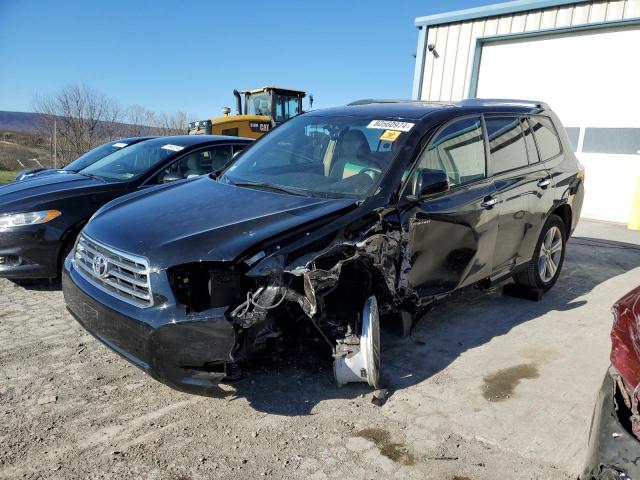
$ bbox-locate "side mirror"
[160,173,183,184]
[414,168,449,197]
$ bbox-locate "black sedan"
[14,137,156,181]
[0,135,252,279]
[63,99,584,391]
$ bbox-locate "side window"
[522,117,540,163]
[485,116,529,174]
[416,116,486,187]
[155,146,233,183]
[530,116,562,160]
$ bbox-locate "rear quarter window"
[530,116,562,160]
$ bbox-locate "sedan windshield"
[79,138,183,181]
[65,140,137,172]
[222,115,412,199]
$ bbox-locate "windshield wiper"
[231,180,306,197]
[79,172,105,181]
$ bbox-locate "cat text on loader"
[188,86,310,139]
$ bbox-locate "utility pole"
[53,120,57,168]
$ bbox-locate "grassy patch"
[0,170,18,184]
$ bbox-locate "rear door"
[485,115,553,277]
[400,115,499,298]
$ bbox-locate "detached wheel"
[333,295,381,389]
[513,214,566,291]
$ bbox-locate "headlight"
[0,210,62,228]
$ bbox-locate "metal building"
[412,0,640,226]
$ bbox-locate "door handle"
[537,178,551,188]
[481,197,498,209]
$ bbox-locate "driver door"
[400,115,499,298]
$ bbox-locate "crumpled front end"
[164,209,406,385]
[582,287,640,479]
[63,255,238,392]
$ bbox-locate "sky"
[0,0,497,119]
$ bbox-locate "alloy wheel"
[538,226,563,283]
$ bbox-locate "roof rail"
[347,99,414,106]
[460,98,548,109]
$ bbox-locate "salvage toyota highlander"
[63,99,584,391]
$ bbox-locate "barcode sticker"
[367,120,415,132]
[161,144,185,152]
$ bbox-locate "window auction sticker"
[161,144,185,152]
[367,120,415,132]
[379,130,402,142]
[112,142,128,148]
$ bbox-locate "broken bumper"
[62,258,237,391]
[581,367,640,480]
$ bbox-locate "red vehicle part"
[610,285,640,439]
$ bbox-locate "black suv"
[63,99,584,391]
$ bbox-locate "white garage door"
[476,25,640,224]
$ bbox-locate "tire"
[57,233,77,278]
[513,214,566,291]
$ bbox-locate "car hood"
[17,168,70,181]
[0,173,116,213]
[84,177,357,268]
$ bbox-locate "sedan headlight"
[0,210,62,228]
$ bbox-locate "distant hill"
[0,111,160,135]
[0,111,43,133]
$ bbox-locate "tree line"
[34,84,193,166]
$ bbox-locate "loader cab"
[188,86,308,139]
[244,87,305,124]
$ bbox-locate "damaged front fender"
[240,214,404,325]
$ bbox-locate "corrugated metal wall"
[418,0,640,101]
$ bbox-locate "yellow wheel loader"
[188,86,310,139]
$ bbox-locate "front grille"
[73,234,153,308]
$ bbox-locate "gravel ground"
[1,220,639,480]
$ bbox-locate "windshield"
[222,114,412,199]
[248,92,271,116]
[79,138,183,181]
[65,140,138,171]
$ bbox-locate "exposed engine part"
[230,285,286,328]
[333,296,380,388]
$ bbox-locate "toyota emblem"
[91,254,109,278]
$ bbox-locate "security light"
[428,43,439,58]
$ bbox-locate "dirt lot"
[1,220,639,480]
